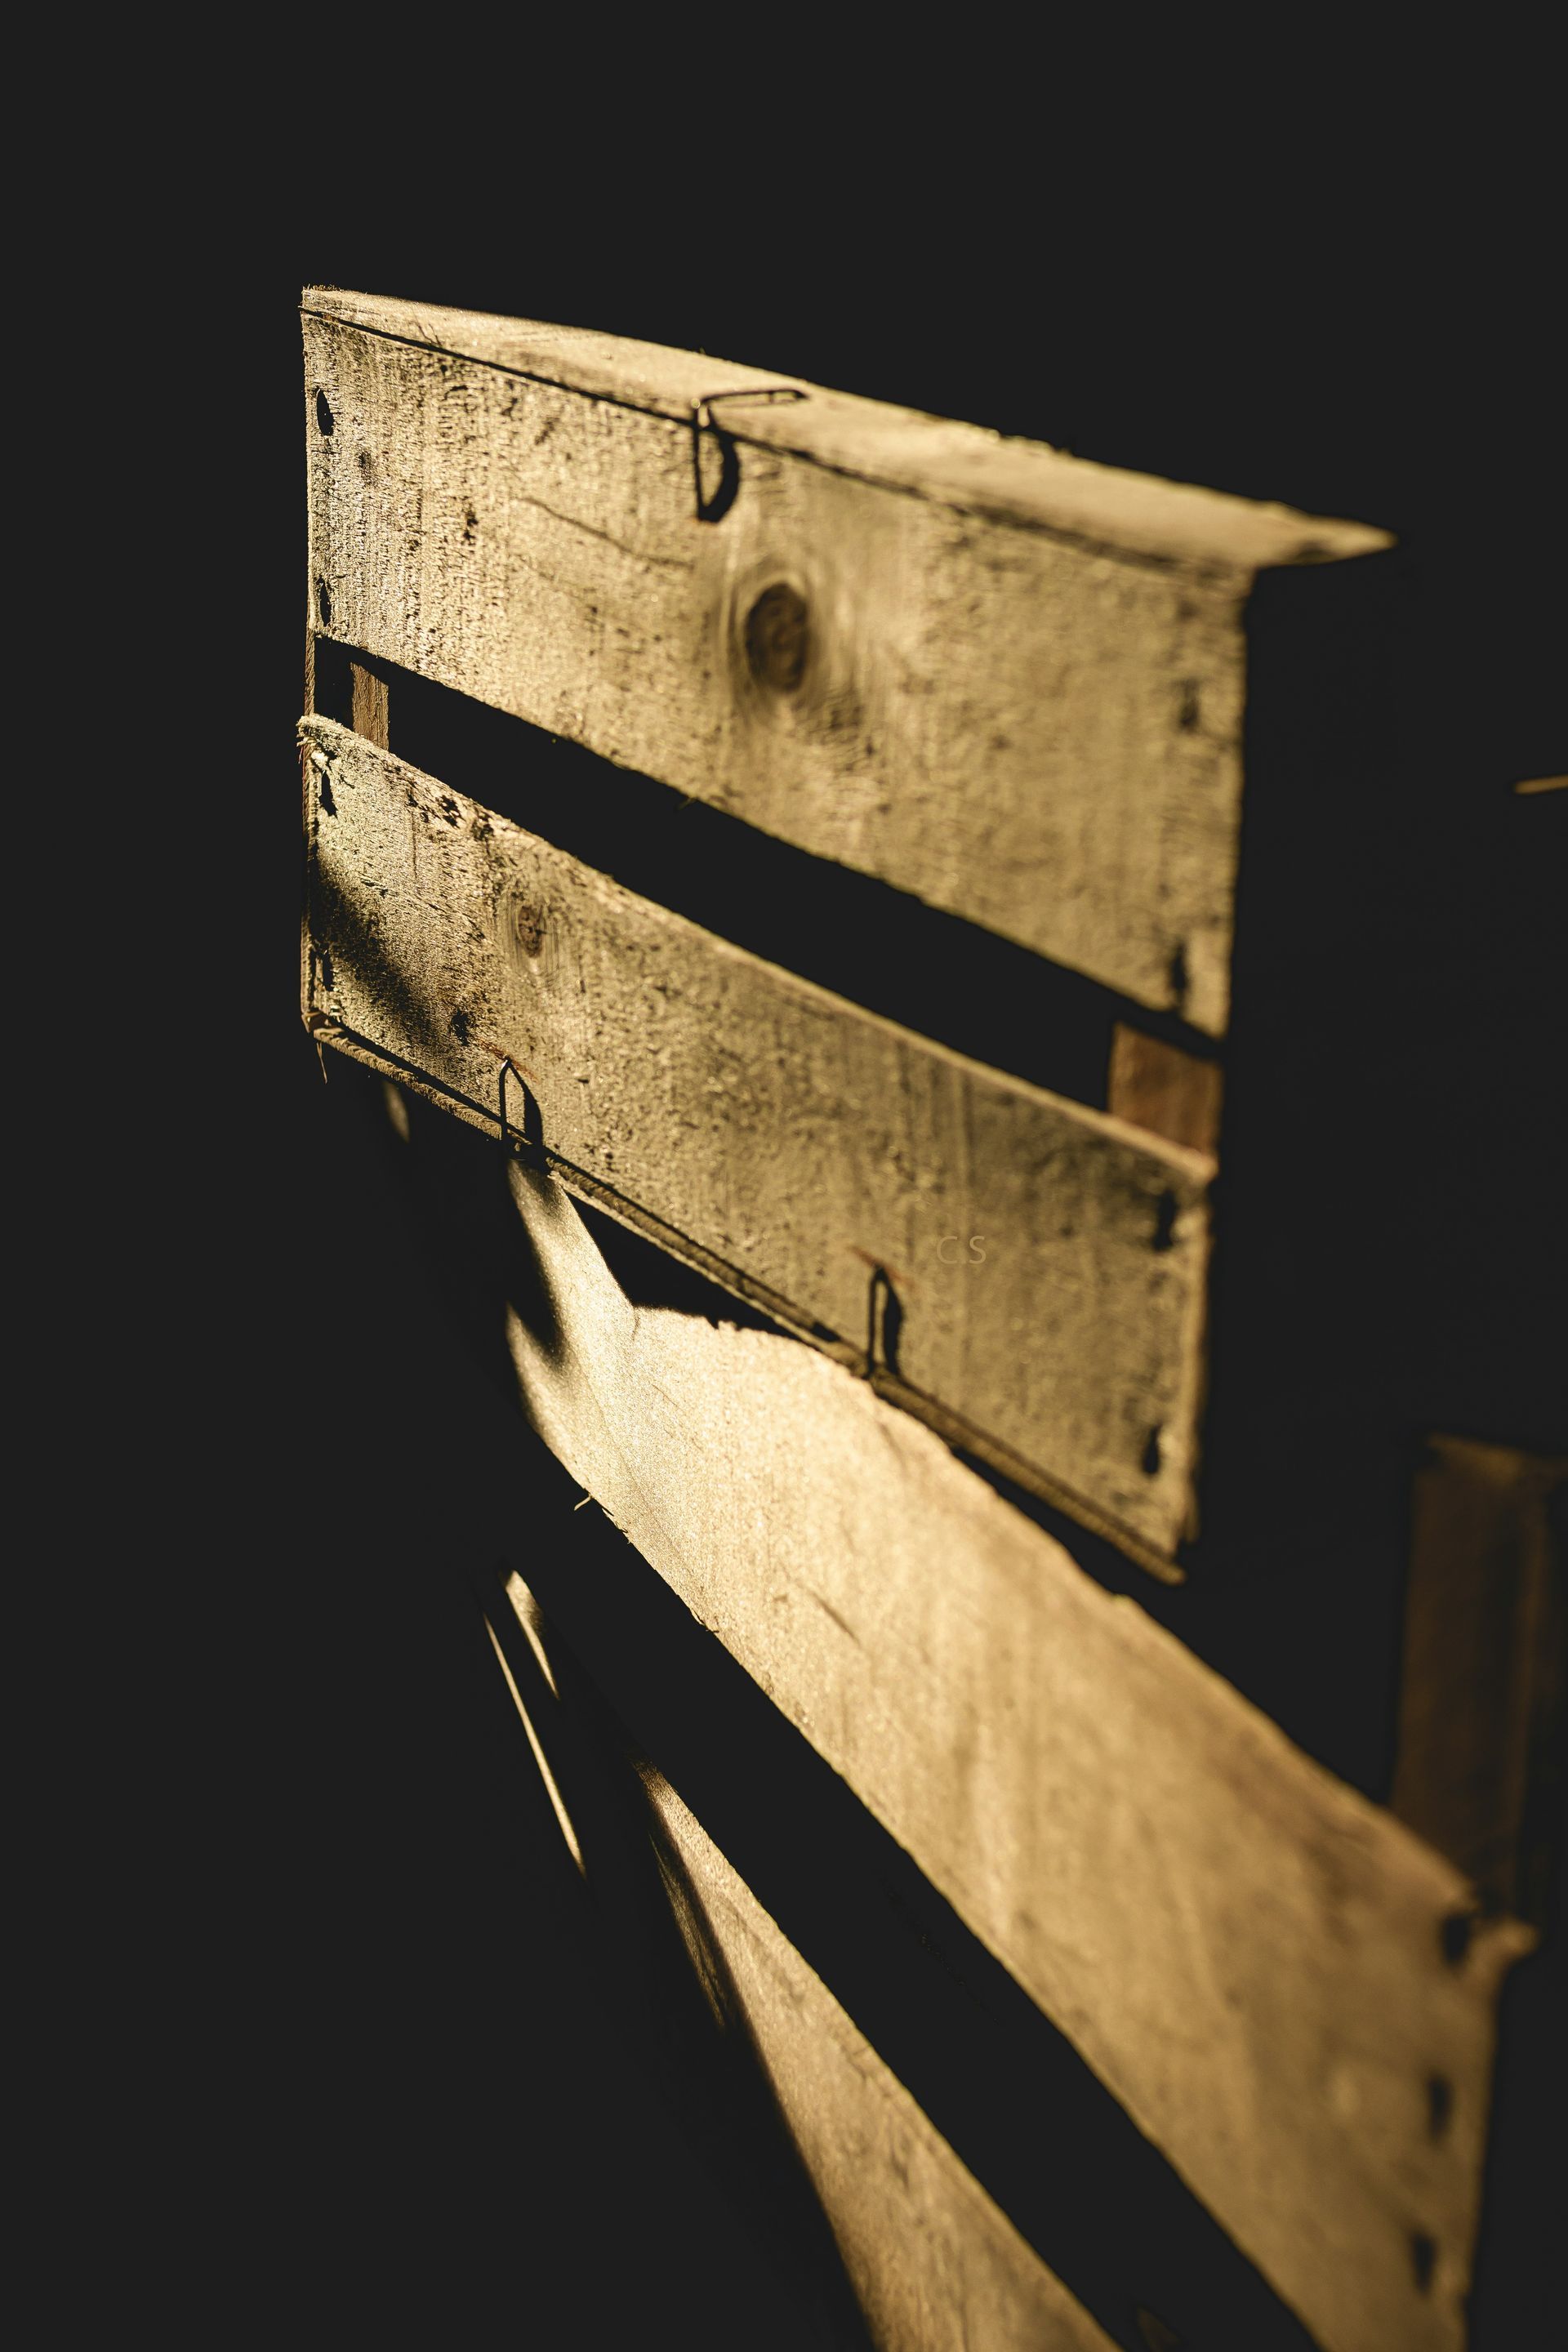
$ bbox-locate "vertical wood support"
[350,657,390,751]
[1107,1026,1223,1155]
[1392,1436,1566,1927]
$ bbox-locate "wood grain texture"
[492,1160,1530,2352]
[630,1765,1120,2352]
[301,716,1214,1557]
[303,292,1390,1036]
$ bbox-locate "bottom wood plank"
[486,1570,1114,2342]
[487,1567,1119,2352]
[648,1773,1122,2352]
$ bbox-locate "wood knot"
[744,582,810,696]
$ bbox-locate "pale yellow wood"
[302,716,1214,1557]
[303,291,1391,1035]
[493,1160,1530,2352]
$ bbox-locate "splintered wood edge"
[301,288,1394,576]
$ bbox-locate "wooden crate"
[298,290,1559,2352]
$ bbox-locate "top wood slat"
[305,290,1387,572]
[304,291,1391,1036]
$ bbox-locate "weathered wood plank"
[301,716,1214,1558]
[636,1766,1120,2352]
[491,1159,1531,2352]
[303,291,1390,1035]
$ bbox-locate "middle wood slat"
[302,716,1214,1557]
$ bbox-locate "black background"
[89,78,1562,2341]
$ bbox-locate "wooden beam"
[301,717,1215,1561]
[487,1159,1530,2352]
[1392,1435,1566,1927]
[302,291,1389,1036]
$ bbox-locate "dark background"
[102,92,1561,2340]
